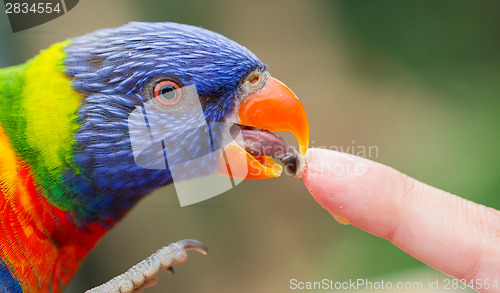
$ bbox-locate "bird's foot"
[85,239,208,293]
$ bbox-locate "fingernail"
[332,214,351,225]
[305,149,367,178]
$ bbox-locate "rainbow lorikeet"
[0,22,309,292]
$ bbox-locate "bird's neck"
[0,43,112,292]
[0,124,107,292]
[0,41,85,209]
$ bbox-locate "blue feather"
[62,22,264,225]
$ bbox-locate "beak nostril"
[248,74,260,84]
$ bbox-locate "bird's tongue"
[238,128,305,176]
[218,127,305,180]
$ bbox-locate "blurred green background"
[1,0,498,292]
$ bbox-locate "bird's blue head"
[62,22,309,225]
[66,22,264,120]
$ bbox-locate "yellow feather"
[21,41,82,179]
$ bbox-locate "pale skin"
[302,148,500,292]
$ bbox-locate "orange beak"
[219,77,309,179]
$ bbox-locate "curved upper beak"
[238,77,309,156]
[219,77,309,180]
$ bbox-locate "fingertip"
[301,148,403,234]
[302,148,370,225]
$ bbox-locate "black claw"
[176,239,209,255]
[166,267,175,274]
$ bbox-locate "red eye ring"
[154,80,182,106]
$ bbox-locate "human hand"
[302,148,500,292]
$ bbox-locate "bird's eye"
[154,80,182,106]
